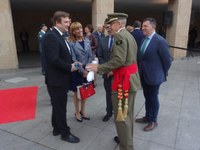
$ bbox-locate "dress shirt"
[54,27,71,54]
[142,31,155,54]
[108,35,114,50]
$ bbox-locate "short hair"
[133,20,141,28]
[97,24,104,32]
[85,24,94,33]
[126,25,134,32]
[143,17,157,28]
[97,24,103,28]
[118,18,127,27]
[40,24,46,29]
[52,11,70,26]
[69,21,83,42]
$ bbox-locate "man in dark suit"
[136,17,172,132]
[43,11,80,143]
[20,28,29,52]
[93,24,105,57]
[130,20,144,49]
[97,19,114,122]
[93,24,105,43]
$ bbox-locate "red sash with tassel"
[112,63,138,121]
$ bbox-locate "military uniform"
[38,24,47,75]
[97,13,141,150]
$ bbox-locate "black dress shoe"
[114,136,120,144]
[80,111,90,120]
[61,133,80,143]
[102,114,112,122]
[75,113,83,122]
[53,129,60,136]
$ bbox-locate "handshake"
[71,60,99,82]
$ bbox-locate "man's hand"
[71,62,82,72]
[107,71,113,77]
[83,70,88,78]
[71,63,77,72]
[85,64,98,72]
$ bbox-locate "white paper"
[87,71,94,82]
[92,59,98,64]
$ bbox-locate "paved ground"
[0,54,200,150]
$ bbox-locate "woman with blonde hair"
[69,21,93,122]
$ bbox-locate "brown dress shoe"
[143,122,158,132]
[135,117,149,123]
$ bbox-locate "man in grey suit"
[97,18,114,122]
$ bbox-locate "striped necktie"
[140,37,149,58]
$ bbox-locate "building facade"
[0,0,199,70]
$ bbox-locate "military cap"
[104,17,110,24]
[106,13,128,24]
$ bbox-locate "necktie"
[139,37,149,59]
[109,36,113,50]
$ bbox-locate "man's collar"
[147,31,156,39]
[54,27,63,36]
[97,31,101,36]
[116,27,125,33]
[41,30,45,34]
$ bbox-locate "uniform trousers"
[47,86,70,134]
[112,92,137,150]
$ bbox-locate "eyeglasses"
[110,21,119,26]
[105,26,110,29]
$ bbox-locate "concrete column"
[166,0,192,59]
[0,0,18,69]
[92,0,114,29]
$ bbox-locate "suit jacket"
[97,36,111,64]
[70,38,93,66]
[97,35,112,79]
[98,28,141,92]
[92,31,105,44]
[138,33,172,85]
[130,29,144,49]
[43,28,72,89]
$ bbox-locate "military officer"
[38,24,48,75]
[86,13,141,150]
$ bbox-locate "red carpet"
[0,86,38,124]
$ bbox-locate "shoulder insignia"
[116,40,122,45]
